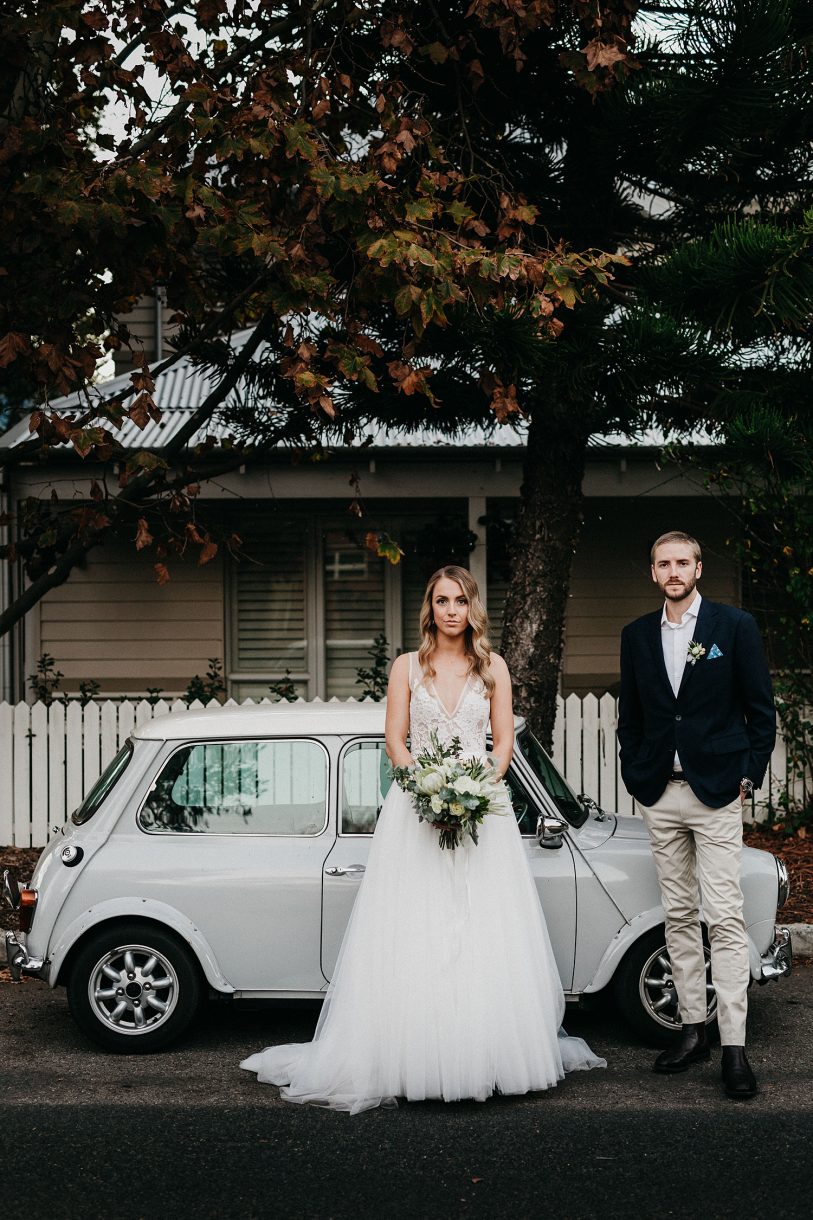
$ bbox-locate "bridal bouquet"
[391,730,506,850]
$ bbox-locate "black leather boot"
[721,1046,757,1099]
[653,1022,710,1074]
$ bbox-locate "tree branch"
[0,312,274,638]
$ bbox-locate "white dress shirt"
[661,591,701,769]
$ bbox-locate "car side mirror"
[536,814,567,849]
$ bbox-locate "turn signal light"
[18,889,38,933]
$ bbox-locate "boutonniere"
[687,641,706,666]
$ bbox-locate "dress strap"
[407,651,422,693]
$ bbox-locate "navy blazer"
[618,599,776,808]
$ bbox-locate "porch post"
[467,496,487,605]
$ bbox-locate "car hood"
[611,814,651,841]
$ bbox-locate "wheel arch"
[50,899,235,993]
[582,905,764,995]
[581,907,668,994]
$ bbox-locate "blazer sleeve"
[617,625,644,765]
[733,611,776,789]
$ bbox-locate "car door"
[321,738,577,991]
[503,764,577,991]
[320,738,382,979]
[119,735,337,993]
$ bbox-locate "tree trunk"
[500,405,590,749]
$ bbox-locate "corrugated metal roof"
[0,329,711,453]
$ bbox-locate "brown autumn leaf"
[0,331,30,367]
[135,518,154,550]
[129,392,155,429]
[387,359,432,396]
[490,380,521,422]
[154,563,171,585]
[582,38,627,72]
[198,537,218,565]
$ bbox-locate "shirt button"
[675,714,682,721]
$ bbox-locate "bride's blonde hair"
[417,565,495,696]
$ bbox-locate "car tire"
[612,926,719,1047]
[66,921,202,1053]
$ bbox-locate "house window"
[324,529,385,698]
[230,514,310,700]
[228,505,471,700]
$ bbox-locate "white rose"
[429,794,444,815]
[452,776,481,797]
[449,801,465,818]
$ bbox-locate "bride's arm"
[488,654,514,778]
[385,652,414,767]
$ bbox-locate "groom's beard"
[663,574,698,601]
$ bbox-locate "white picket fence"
[0,695,806,848]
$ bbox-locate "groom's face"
[651,543,702,601]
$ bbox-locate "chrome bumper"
[759,926,792,983]
[3,929,46,982]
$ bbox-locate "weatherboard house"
[0,336,739,705]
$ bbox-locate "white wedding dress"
[240,654,605,1113]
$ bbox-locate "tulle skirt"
[240,781,605,1113]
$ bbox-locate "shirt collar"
[661,591,702,627]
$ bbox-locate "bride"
[240,565,605,1112]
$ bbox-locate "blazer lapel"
[677,599,717,700]
[646,611,674,700]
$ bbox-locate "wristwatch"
[740,777,755,798]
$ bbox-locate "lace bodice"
[408,652,490,758]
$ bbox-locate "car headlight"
[776,857,790,909]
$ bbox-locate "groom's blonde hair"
[418,565,495,696]
[650,531,702,565]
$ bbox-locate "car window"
[341,741,393,834]
[139,739,328,835]
[72,742,134,826]
[515,728,587,828]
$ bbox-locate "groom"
[618,530,776,1099]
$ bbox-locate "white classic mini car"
[3,703,792,1053]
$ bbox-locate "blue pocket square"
[708,643,723,659]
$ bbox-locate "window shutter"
[233,516,308,679]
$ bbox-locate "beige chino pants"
[636,781,749,1046]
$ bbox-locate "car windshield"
[515,728,588,828]
[72,742,134,826]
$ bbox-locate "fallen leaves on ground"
[743,827,813,924]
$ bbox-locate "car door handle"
[324,864,366,877]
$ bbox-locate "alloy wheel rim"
[639,944,717,1030]
[88,943,179,1035]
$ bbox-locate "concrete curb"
[787,924,813,958]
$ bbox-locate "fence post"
[48,701,66,839]
[0,703,13,845]
[30,702,48,847]
[12,702,31,848]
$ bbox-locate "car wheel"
[612,927,719,1046]
[66,921,202,1053]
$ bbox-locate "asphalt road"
[2,966,812,1220]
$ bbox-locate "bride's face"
[431,577,469,639]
